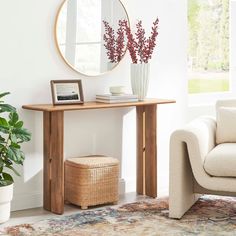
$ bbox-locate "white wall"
[0,0,187,211]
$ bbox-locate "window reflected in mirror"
[55,0,129,76]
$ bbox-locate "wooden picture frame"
[50,80,84,105]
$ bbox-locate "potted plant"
[0,92,31,223]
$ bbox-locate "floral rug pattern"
[1,196,236,235]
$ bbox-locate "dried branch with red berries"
[123,18,159,64]
[103,20,126,63]
[103,18,159,64]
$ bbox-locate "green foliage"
[188,78,229,94]
[188,0,229,71]
[0,92,31,187]
[188,0,200,57]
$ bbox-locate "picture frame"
[50,80,84,105]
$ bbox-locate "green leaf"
[14,121,23,128]
[0,159,3,172]
[2,172,13,183]
[12,128,31,142]
[0,92,10,100]
[9,112,18,126]
[0,117,8,127]
[0,125,9,134]
[0,180,12,186]
[20,151,25,162]
[5,165,20,176]
[3,158,12,166]
[7,146,24,164]
[0,117,9,134]
[10,142,20,149]
[7,146,20,162]
[10,134,17,143]
[6,147,16,162]
[0,136,5,143]
[0,104,16,113]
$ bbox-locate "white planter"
[130,63,150,101]
[0,183,13,224]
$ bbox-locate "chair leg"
[169,139,200,219]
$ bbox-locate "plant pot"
[0,183,13,224]
[130,63,150,101]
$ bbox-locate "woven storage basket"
[65,156,119,209]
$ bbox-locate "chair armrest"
[170,116,216,192]
[170,116,236,196]
[169,116,216,218]
[171,116,216,163]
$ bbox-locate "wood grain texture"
[145,105,157,197]
[26,99,173,215]
[43,112,52,211]
[136,106,145,195]
[50,111,64,214]
[22,99,175,112]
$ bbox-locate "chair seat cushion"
[204,143,236,177]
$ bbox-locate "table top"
[22,99,176,112]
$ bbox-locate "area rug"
[1,196,236,236]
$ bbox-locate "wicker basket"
[65,156,119,209]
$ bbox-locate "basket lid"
[66,156,119,168]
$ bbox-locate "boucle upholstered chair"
[169,99,236,219]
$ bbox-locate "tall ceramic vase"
[130,63,150,101]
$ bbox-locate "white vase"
[130,63,150,101]
[0,183,13,223]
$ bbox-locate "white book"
[96,94,138,100]
[96,98,139,103]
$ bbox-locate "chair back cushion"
[216,99,236,144]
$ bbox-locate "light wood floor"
[0,193,152,228]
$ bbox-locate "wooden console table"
[22,99,175,214]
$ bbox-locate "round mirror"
[55,0,129,76]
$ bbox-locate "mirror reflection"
[55,0,129,76]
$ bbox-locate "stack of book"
[96,94,138,103]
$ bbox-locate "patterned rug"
[1,196,236,236]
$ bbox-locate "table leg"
[43,111,64,214]
[43,112,51,211]
[136,106,145,195]
[145,105,157,197]
[136,105,157,198]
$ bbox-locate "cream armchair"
[169,99,236,219]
